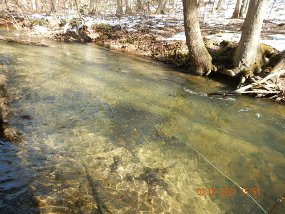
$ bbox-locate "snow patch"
[167,32,285,51]
[167,32,185,41]
[33,25,49,34]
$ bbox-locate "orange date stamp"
[196,187,261,197]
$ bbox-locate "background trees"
[232,0,242,18]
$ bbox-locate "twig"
[251,78,275,91]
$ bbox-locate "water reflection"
[0,38,284,213]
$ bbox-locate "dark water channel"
[0,31,285,213]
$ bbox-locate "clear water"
[0,32,285,213]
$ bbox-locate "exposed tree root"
[234,51,285,99]
[206,41,285,102]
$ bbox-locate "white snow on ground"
[265,0,285,22]
[166,32,185,41]
[200,0,285,24]
[33,25,49,34]
[168,32,285,51]
[261,34,285,51]
[31,14,47,19]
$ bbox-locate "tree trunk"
[216,0,225,11]
[74,0,81,16]
[116,0,123,15]
[234,0,268,68]
[89,0,98,13]
[32,0,36,10]
[156,0,167,14]
[182,0,213,75]
[232,0,242,18]
[35,0,41,11]
[50,0,56,12]
[239,0,250,17]
[125,0,132,14]
[198,0,205,8]
[136,0,143,12]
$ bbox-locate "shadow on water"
[0,54,40,214]
[0,141,39,214]
[0,38,284,213]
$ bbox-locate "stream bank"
[1,11,284,103]
[0,56,21,142]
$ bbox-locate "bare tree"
[234,0,268,69]
[232,0,242,18]
[156,0,167,14]
[35,0,41,11]
[136,0,143,12]
[89,0,98,13]
[116,0,123,15]
[239,0,250,17]
[198,0,205,7]
[182,0,214,75]
[125,0,132,14]
[216,0,225,11]
[50,0,56,12]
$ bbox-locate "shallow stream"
[0,31,285,213]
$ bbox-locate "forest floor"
[0,0,284,102]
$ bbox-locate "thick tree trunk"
[232,0,242,18]
[239,0,250,17]
[182,0,213,75]
[234,0,268,68]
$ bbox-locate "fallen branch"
[235,69,285,93]
[208,92,241,96]
[236,90,280,94]
[0,36,48,47]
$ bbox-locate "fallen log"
[0,36,48,47]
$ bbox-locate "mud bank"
[0,58,21,142]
